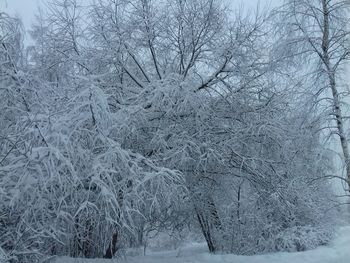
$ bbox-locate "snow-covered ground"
[55,226,350,263]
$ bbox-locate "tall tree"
[276,0,350,191]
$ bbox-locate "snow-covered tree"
[0,0,340,261]
[85,0,336,253]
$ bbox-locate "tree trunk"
[196,211,216,253]
[103,231,118,259]
[195,196,222,253]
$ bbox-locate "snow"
[54,226,350,263]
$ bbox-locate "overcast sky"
[1,0,281,44]
[2,0,281,26]
[1,0,41,27]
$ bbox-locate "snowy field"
[55,226,350,263]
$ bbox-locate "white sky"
[1,0,281,28]
[0,0,282,45]
[1,0,41,26]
